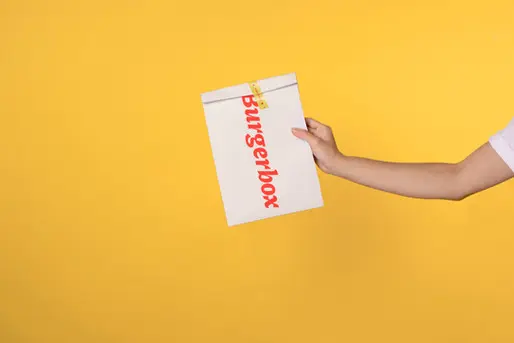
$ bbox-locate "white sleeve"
[489,117,514,172]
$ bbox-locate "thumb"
[292,128,319,146]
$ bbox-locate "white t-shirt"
[489,118,514,172]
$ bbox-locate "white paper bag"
[201,73,324,226]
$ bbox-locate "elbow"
[447,192,470,202]
[445,163,474,202]
[443,190,466,201]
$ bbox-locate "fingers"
[306,118,331,134]
[305,117,323,129]
[291,128,320,146]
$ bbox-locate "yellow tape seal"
[248,81,268,109]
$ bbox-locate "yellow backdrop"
[1,1,514,342]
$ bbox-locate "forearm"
[330,154,465,200]
[294,118,513,199]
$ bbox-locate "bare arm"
[292,118,514,201]
[330,143,513,200]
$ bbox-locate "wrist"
[326,152,348,177]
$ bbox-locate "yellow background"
[1,1,514,342]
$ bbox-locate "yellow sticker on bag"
[249,81,268,109]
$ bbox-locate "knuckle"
[312,137,322,146]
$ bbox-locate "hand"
[292,118,343,174]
